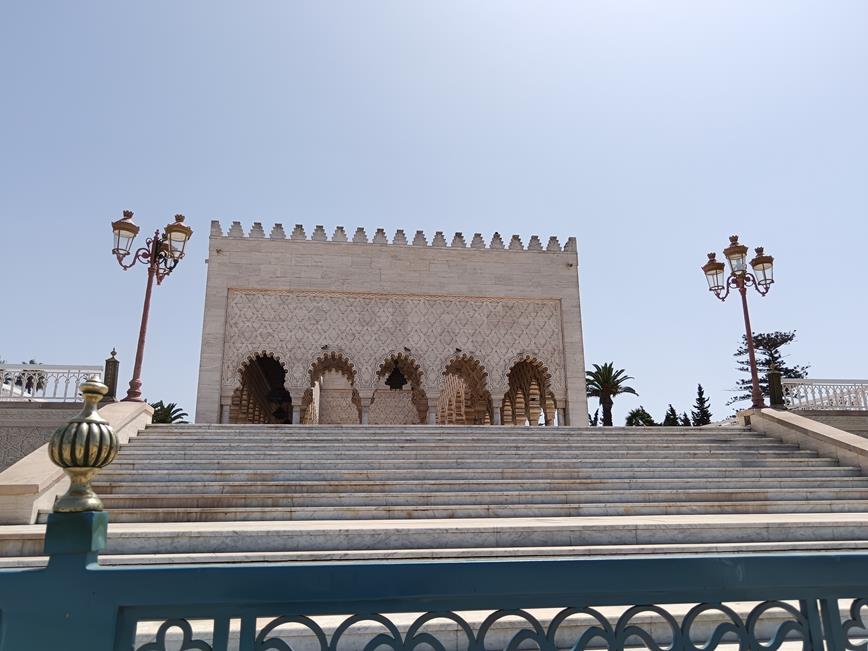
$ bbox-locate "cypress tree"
[679,412,691,427]
[691,384,713,426]
[662,404,679,426]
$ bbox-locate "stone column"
[553,392,569,426]
[544,396,556,426]
[514,393,526,426]
[489,386,506,427]
[286,387,307,425]
[358,390,374,425]
[425,391,440,424]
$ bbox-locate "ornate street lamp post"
[701,235,775,410]
[111,211,193,402]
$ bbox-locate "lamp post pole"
[736,274,765,409]
[125,232,159,401]
[701,236,775,411]
[111,212,193,403]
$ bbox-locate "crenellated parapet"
[210,221,577,253]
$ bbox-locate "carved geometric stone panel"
[222,289,566,396]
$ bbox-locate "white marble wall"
[196,222,587,425]
[0,404,79,471]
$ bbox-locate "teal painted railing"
[0,511,866,650]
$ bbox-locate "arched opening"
[437,355,492,425]
[229,353,292,424]
[369,353,428,424]
[305,352,362,424]
[501,357,557,426]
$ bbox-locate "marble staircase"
[8,423,868,562]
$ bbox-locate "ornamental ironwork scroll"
[129,600,827,651]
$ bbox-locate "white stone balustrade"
[0,364,104,403]
[782,378,868,410]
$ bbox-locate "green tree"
[588,409,600,426]
[662,404,679,426]
[679,412,692,427]
[729,330,809,406]
[625,406,656,426]
[691,384,713,426]
[149,401,189,424]
[585,363,638,427]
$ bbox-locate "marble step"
[130,436,774,448]
[135,434,759,444]
[94,466,863,484]
[119,442,816,451]
[115,450,820,470]
[95,486,868,508]
[50,499,868,523]
[129,430,766,445]
[114,453,819,465]
[98,468,865,489]
[112,448,831,458]
[6,539,868,566]
[144,424,752,433]
[131,433,763,444]
[139,426,762,442]
[105,456,828,473]
[128,440,778,452]
[93,475,868,495]
[134,427,757,437]
[5,513,868,557]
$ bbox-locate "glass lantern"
[111,210,140,256]
[750,246,774,288]
[163,214,193,260]
[702,252,726,292]
[723,235,748,274]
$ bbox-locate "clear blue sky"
[2,2,866,424]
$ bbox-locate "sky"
[1,2,866,424]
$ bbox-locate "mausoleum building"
[195,222,588,426]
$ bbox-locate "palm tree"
[585,362,638,426]
[149,401,189,424]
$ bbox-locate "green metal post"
[0,512,118,650]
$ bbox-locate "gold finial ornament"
[48,377,119,512]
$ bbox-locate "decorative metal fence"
[783,379,868,410]
[0,510,866,650]
[0,363,103,402]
